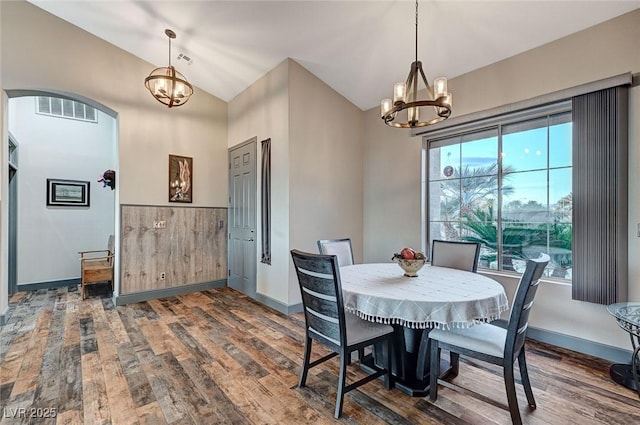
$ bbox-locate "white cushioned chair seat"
[345,313,393,346]
[428,324,506,358]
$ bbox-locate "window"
[426,109,572,280]
[36,96,97,123]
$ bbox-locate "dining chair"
[317,238,364,363]
[317,238,355,267]
[430,239,481,272]
[415,239,481,379]
[291,249,393,418]
[427,257,548,425]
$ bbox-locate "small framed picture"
[46,178,90,207]
[169,154,193,203]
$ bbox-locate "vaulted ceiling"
[29,1,640,110]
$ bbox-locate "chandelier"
[144,29,194,108]
[380,1,452,128]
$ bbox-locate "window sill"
[479,269,572,287]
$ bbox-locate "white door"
[228,139,257,297]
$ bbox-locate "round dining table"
[340,262,509,396]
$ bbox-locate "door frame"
[8,133,18,295]
[227,137,258,298]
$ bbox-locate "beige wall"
[364,9,640,351]
[228,59,364,306]
[448,9,640,118]
[228,59,291,305]
[363,118,423,262]
[289,60,364,304]
[0,1,228,311]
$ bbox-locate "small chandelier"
[380,1,452,128]
[144,29,194,108]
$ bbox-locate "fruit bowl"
[393,258,426,277]
[392,248,427,277]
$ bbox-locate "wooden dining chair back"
[416,239,482,379]
[78,234,115,300]
[430,239,481,272]
[317,238,365,363]
[317,238,355,267]
[291,249,393,418]
[427,257,548,425]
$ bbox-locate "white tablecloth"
[340,263,509,330]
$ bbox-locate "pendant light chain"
[415,0,418,64]
[379,0,452,128]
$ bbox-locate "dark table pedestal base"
[610,363,639,392]
[359,325,457,396]
[359,353,454,397]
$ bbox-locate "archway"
[2,89,118,304]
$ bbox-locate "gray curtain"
[261,138,271,264]
[572,86,628,304]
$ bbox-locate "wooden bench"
[78,235,114,300]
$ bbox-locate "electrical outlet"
[218,220,224,229]
[159,272,166,280]
[153,220,167,229]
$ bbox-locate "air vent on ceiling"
[177,53,193,66]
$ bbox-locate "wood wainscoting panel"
[121,205,227,295]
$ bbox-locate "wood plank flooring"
[1,285,639,424]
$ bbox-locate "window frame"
[423,102,573,281]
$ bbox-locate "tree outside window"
[427,113,572,279]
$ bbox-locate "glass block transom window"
[36,96,97,123]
